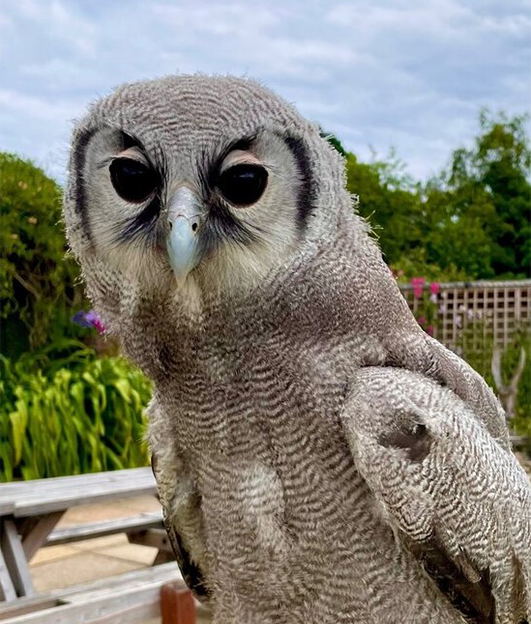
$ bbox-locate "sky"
[0,0,530,184]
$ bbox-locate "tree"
[0,152,87,357]
[345,152,424,268]
[426,111,531,279]
[344,111,531,281]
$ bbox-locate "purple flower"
[84,310,99,325]
[417,316,426,326]
[71,310,106,334]
[71,310,93,328]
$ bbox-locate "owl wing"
[151,453,211,602]
[340,367,531,623]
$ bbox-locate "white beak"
[166,187,204,283]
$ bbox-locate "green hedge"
[0,343,152,482]
[0,152,87,358]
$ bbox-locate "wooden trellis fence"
[400,279,531,350]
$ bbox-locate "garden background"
[1,110,530,482]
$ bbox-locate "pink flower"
[92,318,106,334]
[430,282,440,295]
[417,316,426,326]
[426,325,434,336]
[411,277,425,299]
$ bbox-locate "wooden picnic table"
[0,467,160,602]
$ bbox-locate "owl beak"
[166,187,204,283]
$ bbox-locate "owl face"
[67,76,336,300]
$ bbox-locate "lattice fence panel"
[400,280,531,350]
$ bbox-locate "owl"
[63,75,531,624]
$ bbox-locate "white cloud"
[0,0,529,184]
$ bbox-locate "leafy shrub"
[0,152,87,358]
[0,343,152,482]
[457,327,531,445]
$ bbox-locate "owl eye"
[217,164,268,207]
[109,158,158,203]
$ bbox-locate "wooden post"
[161,582,196,624]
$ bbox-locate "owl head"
[63,75,360,327]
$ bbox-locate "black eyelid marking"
[121,131,140,151]
[118,131,167,180]
[95,156,115,170]
[119,131,149,158]
[199,132,260,194]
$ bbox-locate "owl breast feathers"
[63,75,531,624]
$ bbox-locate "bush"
[0,152,87,358]
[0,343,152,482]
[457,327,531,445]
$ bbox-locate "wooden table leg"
[0,518,34,598]
[20,512,64,561]
[0,545,16,601]
[161,582,196,624]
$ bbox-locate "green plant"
[0,346,152,481]
[0,152,87,358]
[455,324,531,452]
[390,248,469,283]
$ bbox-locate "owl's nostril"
[168,221,173,231]
[191,222,198,232]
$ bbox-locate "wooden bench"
[0,468,162,602]
[0,468,204,622]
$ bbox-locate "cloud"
[0,0,529,183]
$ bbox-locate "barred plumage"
[64,75,530,623]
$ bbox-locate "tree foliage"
[0,153,87,357]
[343,111,530,281]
